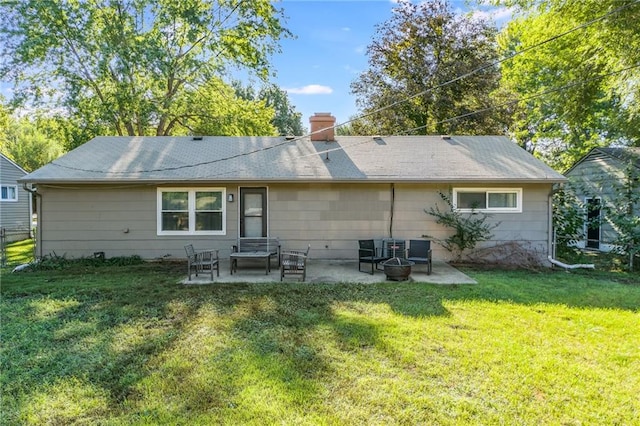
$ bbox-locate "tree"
[0,0,291,137]
[233,82,305,136]
[189,79,277,136]
[0,115,65,172]
[494,0,640,169]
[350,0,508,136]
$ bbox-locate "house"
[563,147,640,252]
[19,113,566,264]
[1,153,33,243]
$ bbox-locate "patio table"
[230,251,272,275]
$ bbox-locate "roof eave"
[22,177,567,185]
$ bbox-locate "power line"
[47,1,639,176]
[333,0,640,135]
[202,63,640,179]
[399,63,640,135]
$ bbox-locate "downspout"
[547,185,557,262]
[22,183,42,259]
[389,183,395,239]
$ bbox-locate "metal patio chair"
[358,239,390,274]
[406,239,432,275]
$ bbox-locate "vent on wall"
[192,136,203,141]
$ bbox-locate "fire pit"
[381,257,415,281]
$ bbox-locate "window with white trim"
[157,188,226,235]
[1,185,18,202]
[453,188,522,213]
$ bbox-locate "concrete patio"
[181,259,477,285]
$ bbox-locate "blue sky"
[1,0,512,128]
[270,0,513,128]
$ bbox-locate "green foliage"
[494,0,640,169]
[557,158,640,270]
[0,0,291,137]
[186,78,277,136]
[602,163,640,269]
[0,113,65,172]
[21,253,145,271]
[425,191,499,261]
[350,0,508,136]
[552,184,586,259]
[234,81,305,136]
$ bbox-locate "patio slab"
[180,260,476,285]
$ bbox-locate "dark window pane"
[196,212,222,231]
[162,212,189,231]
[162,192,188,210]
[488,192,517,208]
[458,192,486,209]
[196,191,222,211]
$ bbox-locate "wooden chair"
[280,244,310,281]
[184,244,219,281]
[358,239,389,274]
[406,239,432,275]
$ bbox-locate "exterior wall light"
[228,193,234,202]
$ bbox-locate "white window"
[453,188,522,213]
[157,188,226,235]
[1,185,18,202]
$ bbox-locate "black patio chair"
[406,239,432,275]
[358,239,390,274]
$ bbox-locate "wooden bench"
[231,237,281,272]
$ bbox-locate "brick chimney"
[309,112,336,141]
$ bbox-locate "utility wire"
[196,63,640,179]
[47,0,639,176]
[399,63,640,135]
[329,0,640,135]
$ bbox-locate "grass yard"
[1,244,639,425]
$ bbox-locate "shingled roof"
[597,147,640,169]
[20,135,565,184]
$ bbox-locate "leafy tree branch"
[424,191,499,262]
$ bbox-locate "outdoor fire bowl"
[382,257,415,281]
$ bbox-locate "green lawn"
[1,245,639,425]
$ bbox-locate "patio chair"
[406,239,432,275]
[280,244,311,282]
[358,239,390,274]
[184,244,219,281]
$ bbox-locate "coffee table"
[230,251,272,275]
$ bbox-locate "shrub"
[424,191,499,262]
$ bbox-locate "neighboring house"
[19,113,566,264]
[1,153,33,242]
[564,147,640,252]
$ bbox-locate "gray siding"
[565,152,640,250]
[36,182,553,263]
[0,155,31,241]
